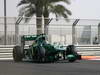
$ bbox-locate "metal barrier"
[76,45,100,55]
[0,45,14,60]
[0,45,100,60]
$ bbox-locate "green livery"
[13,34,81,63]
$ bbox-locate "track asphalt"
[0,60,100,75]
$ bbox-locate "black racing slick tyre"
[37,46,46,62]
[13,46,23,62]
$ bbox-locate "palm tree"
[17,0,72,35]
[17,0,43,34]
[43,0,72,34]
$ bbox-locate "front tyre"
[67,54,76,62]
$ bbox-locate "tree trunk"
[36,2,43,35]
[44,17,49,35]
[36,17,42,34]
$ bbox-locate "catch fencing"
[0,17,100,45]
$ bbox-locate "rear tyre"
[13,46,23,62]
[37,46,45,63]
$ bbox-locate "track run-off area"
[0,60,100,75]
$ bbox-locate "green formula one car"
[13,34,81,63]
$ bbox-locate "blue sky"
[0,0,100,19]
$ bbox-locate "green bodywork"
[18,34,80,62]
